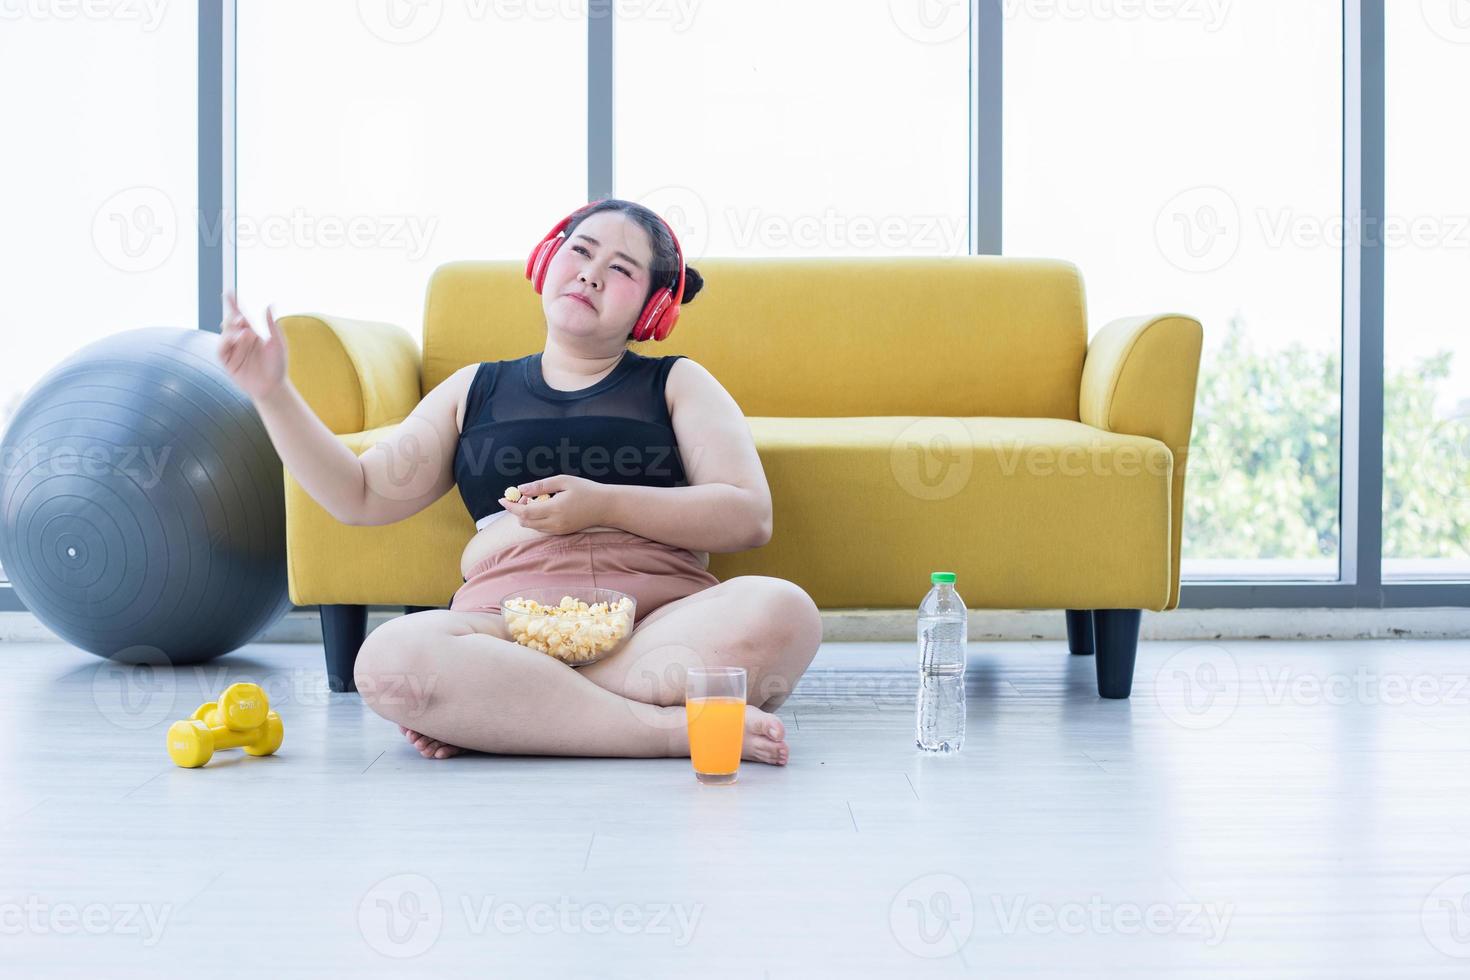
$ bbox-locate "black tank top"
[454,350,689,530]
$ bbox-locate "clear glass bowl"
[498,587,637,667]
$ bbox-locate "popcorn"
[503,486,552,503]
[502,594,635,665]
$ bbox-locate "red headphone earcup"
[634,289,677,342]
[527,237,563,293]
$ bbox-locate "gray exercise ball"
[0,327,292,664]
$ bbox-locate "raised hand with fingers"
[217,289,288,402]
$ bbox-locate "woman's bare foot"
[398,724,463,760]
[741,704,789,766]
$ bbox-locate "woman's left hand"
[499,474,612,535]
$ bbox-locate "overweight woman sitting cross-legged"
[215,198,822,765]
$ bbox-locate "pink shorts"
[450,530,721,624]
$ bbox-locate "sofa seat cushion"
[725,416,1176,610]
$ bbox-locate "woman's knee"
[736,578,820,711]
[354,616,441,722]
[741,577,822,654]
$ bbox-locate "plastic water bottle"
[916,571,967,753]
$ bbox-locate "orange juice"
[685,696,744,775]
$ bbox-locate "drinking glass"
[685,666,746,785]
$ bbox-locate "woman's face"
[541,210,657,342]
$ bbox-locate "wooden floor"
[3,635,1469,977]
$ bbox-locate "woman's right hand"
[217,289,288,403]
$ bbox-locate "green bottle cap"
[931,572,956,584]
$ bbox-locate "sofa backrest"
[422,256,1088,419]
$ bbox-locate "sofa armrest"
[282,422,470,607]
[277,313,422,434]
[1080,314,1204,610]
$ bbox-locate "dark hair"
[563,199,705,341]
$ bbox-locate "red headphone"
[524,200,687,342]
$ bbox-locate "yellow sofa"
[278,257,1203,698]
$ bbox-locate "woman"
[217,198,821,765]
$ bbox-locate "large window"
[4,5,1464,607]
[1004,5,1344,580]
[614,0,969,259]
[236,2,586,337]
[0,7,197,585]
[1383,4,1470,581]
[0,8,197,434]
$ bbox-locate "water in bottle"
[916,571,967,753]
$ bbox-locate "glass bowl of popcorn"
[498,587,637,667]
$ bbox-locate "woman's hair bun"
[679,265,704,305]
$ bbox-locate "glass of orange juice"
[685,666,746,785]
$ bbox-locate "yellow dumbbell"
[190,682,270,732]
[167,710,284,769]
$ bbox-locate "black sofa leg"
[1092,609,1142,699]
[1065,609,1094,656]
[321,604,367,693]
